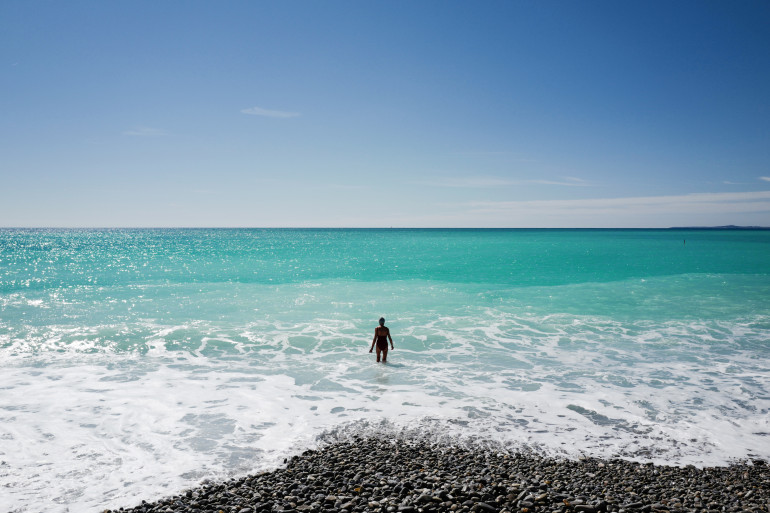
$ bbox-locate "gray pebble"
[109,435,770,513]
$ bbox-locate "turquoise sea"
[1,228,769,512]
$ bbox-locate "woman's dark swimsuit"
[376,327,390,350]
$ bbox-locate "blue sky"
[2,1,769,227]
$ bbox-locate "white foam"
[1,280,769,512]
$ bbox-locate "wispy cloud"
[760,176,770,182]
[448,151,538,163]
[241,106,300,118]
[421,175,591,188]
[528,176,589,187]
[328,184,370,190]
[451,151,511,156]
[466,191,770,218]
[123,127,168,137]
[419,176,518,188]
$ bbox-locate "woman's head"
[379,317,385,326]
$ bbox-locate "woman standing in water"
[370,317,394,363]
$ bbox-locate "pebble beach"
[111,436,770,513]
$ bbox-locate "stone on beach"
[110,436,770,513]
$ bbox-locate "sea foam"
[1,229,769,512]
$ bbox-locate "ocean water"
[1,228,769,512]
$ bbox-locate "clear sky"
[2,1,769,228]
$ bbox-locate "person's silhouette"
[369,317,394,362]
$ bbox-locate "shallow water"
[1,229,769,512]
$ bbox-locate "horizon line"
[2,225,769,231]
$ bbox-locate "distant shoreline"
[667,225,770,230]
[1,226,769,231]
